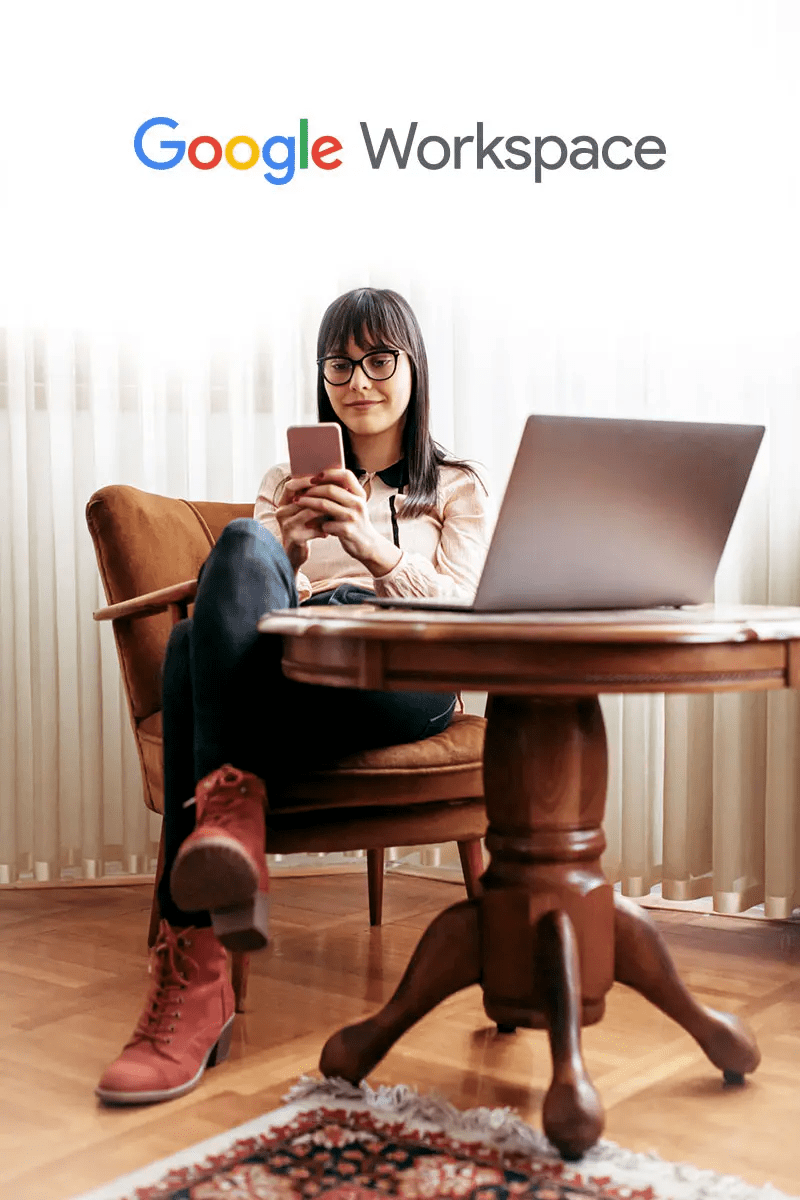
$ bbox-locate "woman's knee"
[211,519,290,573]
[195,517,298,620]
[216,518,276,553]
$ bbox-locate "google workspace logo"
[133,117,341,185]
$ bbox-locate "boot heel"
[207,1015,235,1068]
[211,892,270,953]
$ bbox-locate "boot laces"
[200,789,252,828]
[182,768,253,818]
[127,924,197,1049]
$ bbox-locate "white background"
[1,0,797,341]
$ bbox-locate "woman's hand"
[295,468,403,577]
[275,475,325,573]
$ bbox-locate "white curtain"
[1,298,799,915]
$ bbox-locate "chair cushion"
[266,798,488,855]
[278,713,485,809]
[136,711,485,814]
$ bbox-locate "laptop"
[371,413,765,613]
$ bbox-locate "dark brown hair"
[316,287,482,517]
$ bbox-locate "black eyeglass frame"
[316,348,401,385]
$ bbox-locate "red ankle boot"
[170,765,270,952]
[96,922,234,1105]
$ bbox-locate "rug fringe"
[285,1075,798,1200]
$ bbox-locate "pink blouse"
[254,460,492,604]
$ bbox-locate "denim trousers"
[157,518,457,927]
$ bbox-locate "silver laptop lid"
[474,414,765,612]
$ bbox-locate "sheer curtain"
[1,292,799,916]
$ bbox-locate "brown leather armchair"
[86,485,487,1008]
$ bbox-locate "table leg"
[319,898,481,1084]
[539,909,604,1160]
[319,692,760,1158]
[480,696,615,1032]
[613,892,760,1081]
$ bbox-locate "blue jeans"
[157,519,457,927]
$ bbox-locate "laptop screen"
[473,414,764,612]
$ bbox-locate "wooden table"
[259,604,800,1159]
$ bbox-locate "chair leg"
[367,848,385,926]
[231,952,251,1013]
[147,823,167,948]
[457,838,484,899]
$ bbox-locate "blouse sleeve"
[372,466,493,601]
[253,464,313,602]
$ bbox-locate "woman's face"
[323,334,413,451]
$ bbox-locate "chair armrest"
[93,579,198,623]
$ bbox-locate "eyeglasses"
[317,349,401,386]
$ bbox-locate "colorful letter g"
[134,117,185,169]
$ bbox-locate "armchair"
[86,485,487,1009]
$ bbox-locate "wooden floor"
[2,875,799,1199]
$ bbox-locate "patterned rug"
[72,1077,797,1200]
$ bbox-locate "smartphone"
[287,423,345,478]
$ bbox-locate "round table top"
[258,604,800,695]
[260,604,800,644]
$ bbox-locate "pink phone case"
[287,423,345,477]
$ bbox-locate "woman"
[96,287,491,1105]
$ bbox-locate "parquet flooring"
[1,875,799,1198]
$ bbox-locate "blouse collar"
[355,458,406,488]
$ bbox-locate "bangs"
[318,289,416,358]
